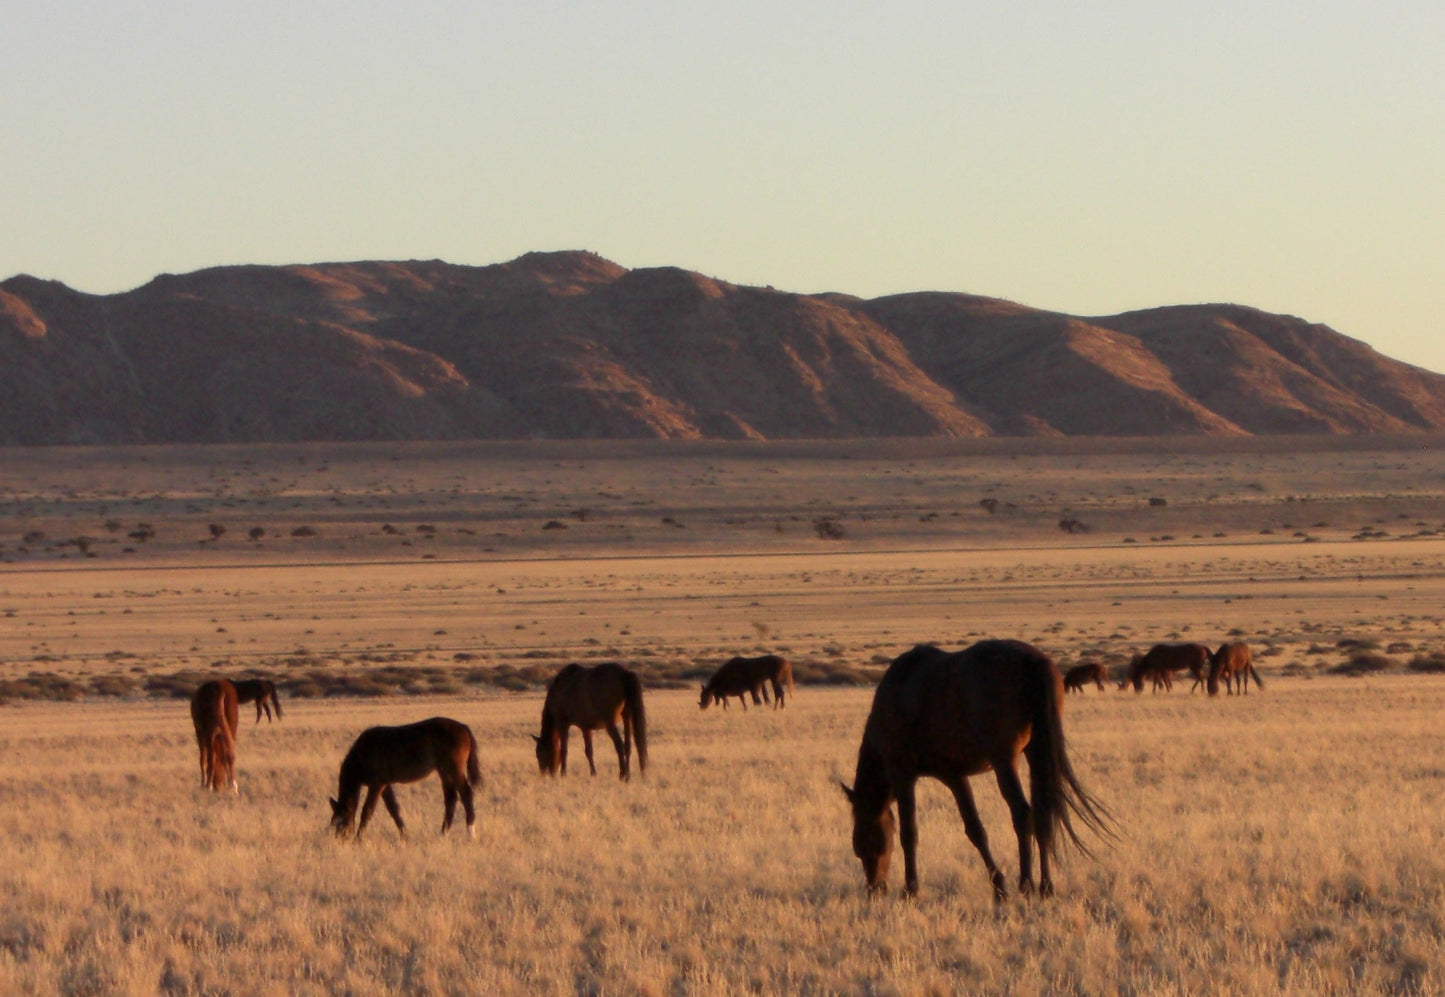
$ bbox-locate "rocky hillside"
[3,252,1443,444]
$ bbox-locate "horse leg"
[772,678,784,708]
[605,721,629,781]
[373,786,404,837]
[440,782,458,834]
[458,780,476,838]
[559,728,571,775]
[356,785,384,840]
[943,774,1007,902]
[582,729,598,776]
[895,780,921,897]
[993,763,1038,897]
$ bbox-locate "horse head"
[699,685,715,710]
[329,796,355,837]
[533,734,558,775]
[841,782,895,896]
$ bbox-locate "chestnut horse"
[1120,643,1209,694]
[329,717,481,840]
[534,663,648,780]
[1063,662,1107,693]
[701,654,794,710]
[190,679,239,793]
[232,678,283,723]
[1208,642,1264,696]
[842,641,1113,900]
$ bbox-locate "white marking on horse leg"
[467,822,476,839]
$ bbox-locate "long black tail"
[622,671,648,775]
[1024,654,1117,862]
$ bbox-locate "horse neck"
[851,738,893,817]
[336,757,365,807]
[537,708,559,741]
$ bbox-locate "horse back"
[545,662,635,728]
[343,717,471,786]
[191,680,238,732]
[703,656,763,697]
[867,641,1046,777]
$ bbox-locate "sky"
[5,2,1443,371]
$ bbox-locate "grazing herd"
[188,638,1262,899]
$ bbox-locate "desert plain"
[3,435,1445,995]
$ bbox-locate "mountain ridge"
[3,252,1442,445]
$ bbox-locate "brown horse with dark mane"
[190,679,239,793]
[700,654,795,710]
[1063,662,1107,693]
[1120,643,1210,694]
[1208,641,1264,696]
[535,663,648,780]
[329,717,481,840]
[842,641,1113,900]
[232,678,283,723]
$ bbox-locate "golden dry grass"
[2,681,1444,996]
[3,437,1445,994]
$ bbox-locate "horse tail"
[270,686,283,721]
[1250,664,1265,690]
[209,721,236,791]
[622,671,648,775]
[781,657,795,698]
[466,728,483,788]
[1023,653,1116,863]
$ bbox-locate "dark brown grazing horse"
[1208,642,1265,696]
[700,654,794,711]
[190,679,239,793]
[534,662,648,780]
[329,717,481,840]
[232,678,283,723]
[1120,643,1210,694]
[842,641,1113,900]
[1063,662,1107,693]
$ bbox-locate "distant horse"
[189,679,239,793]
[232,678,283,723]
[701,654,795,711]
[841,641,1113,900]
[329,717,481,840]
[1063,662,1107,693]
[534,663,648,780]
[1120,643,1210,694]
[1208,642,1264,696]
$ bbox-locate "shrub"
[1407,652,1445,674]
[1328,652,1394,676]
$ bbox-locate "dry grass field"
[4,436,1445,995]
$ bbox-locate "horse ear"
[530,734,541,745]
[328,797,340,814]
[839,782,856,804]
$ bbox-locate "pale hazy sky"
[6,3,1443,371]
